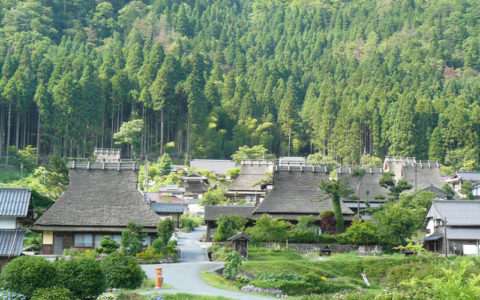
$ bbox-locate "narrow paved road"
[141,226,273,299]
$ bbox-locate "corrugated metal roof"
[432,200,480,225]
[151,202,186,213]
[447,227,480,240]
[423,233,443,241]
[0,229,26,257]
[0,187,31,217]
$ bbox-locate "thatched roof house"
[190,159,235,177]
[337,167,389,212]
[226,161,274,203]
[34,161,161,255]
[383,157,446,191]
[253,165,354,220]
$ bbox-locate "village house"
[447,171,480,197]
[189,159,236,178]
[150,202,187,228]
[181,172,209,202]
[423,200,480,256]
[205,165,355,241]
[33,161,161,255]
[383,157,446,191]
[226,160,274,204]
[0,187,32,270]
[337,167,389,215]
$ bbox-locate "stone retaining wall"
[214,242,383,255]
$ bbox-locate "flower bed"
[241,285,283,295]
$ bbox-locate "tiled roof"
[432,200,480,225]
[0,229,25,257]
[447,227,480,240]
[151,202,186,213]
[253,169,354,215]
[454,171,480,181]
[190,159,236,176]
[204,205,255,221]
[423,184,451,199]
[0,187,31,217]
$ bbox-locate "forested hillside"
[0,0,479,169]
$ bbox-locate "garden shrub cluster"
[180,215,198,232]
[0,251,147,299]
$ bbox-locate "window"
[94,234,104,248]
[74,233,93,247]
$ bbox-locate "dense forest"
[0,0,479,170]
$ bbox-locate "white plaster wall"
[0,217,16,229]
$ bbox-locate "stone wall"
[214,242,383,255]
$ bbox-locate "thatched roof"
[228,162,274,192]
[253,168,354,216]
[34,163,160,232]
[384,157,445,190]
[337,167,389,203]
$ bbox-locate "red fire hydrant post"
[155,267,163,289]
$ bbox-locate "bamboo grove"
[0,0,479,169]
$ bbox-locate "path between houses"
[140,226,274,300]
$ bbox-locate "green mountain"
[0,0,479,170]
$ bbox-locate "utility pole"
[444,217,448,257]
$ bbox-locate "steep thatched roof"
[384,157,445,190]
[253,167,354,216]
[228,162,274,192]
[337,167,389,203]
[34,163,160,232]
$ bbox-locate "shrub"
[121,222,147,255]
[99,235,120,254]
[1,256,57,298]
[96,293,117,300]
[157,218,175,248]
[213,214,247,242]
[246,215,291,243]
[55,257,106,300]
[343,219,378,245]
[100,252,145,289]
[288,215,319,243]
[180,215,198,232]
[223,251,243,279]
[31,287,77,300]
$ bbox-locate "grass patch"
[200,271,240,292]
[117,293,235,300]
[247,247,304,261]
[0,168,22,182]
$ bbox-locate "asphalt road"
[140,226,273,299]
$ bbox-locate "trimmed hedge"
[0,256,57,298]
[55,257,106,300]
[31,287,77,300]
[100,252,145,289]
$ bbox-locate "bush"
[55,257,106,300]
[180,215,198,232]
[246,215,291,243]
[213,214,247,242]
[99,235,120,254]
[96,293,117,300]
[1,256,57,298]
[100,252,145,289]
[31,287,77,300]
[343,219,378,245]
[288,216,319,243]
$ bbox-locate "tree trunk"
[6,101,11,164]
[0,105,4,156]
[15,108,19,149]
[160,109,164,155]
[288,127,291,156]
[36,110,41,164]
[186,116,191,162]
[22,113,26,149]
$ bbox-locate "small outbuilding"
[228,232,251,258]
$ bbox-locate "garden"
[204,246,480,299]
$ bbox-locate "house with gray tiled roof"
[423,200,480,255]
[33,161,161,255]
[0,187,32,269]
[190,159,235,177]
[447,171,480,196]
